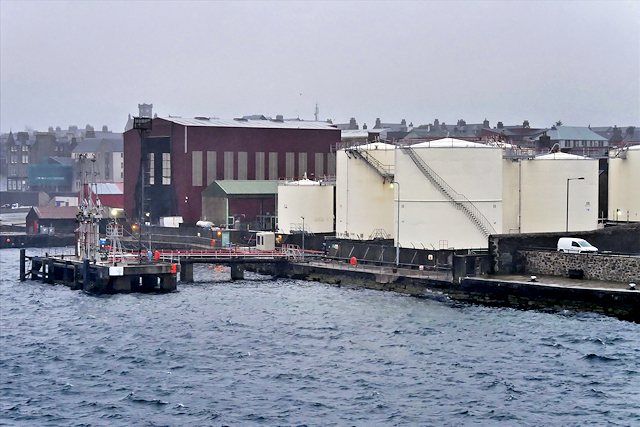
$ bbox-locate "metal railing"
[401,145,496,237]
[345,146,395,179]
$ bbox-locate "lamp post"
[390,181,400,266]
[566,177,584,232]
[301,216,305,261]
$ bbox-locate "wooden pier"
[20,249,180,294]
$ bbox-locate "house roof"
[155,117,339,131]
[49,156,75,165]
[202,180,279,198]
[31,206,79,219]
[72,138,104,153]
[539,126,607,142]
[103,138,123,152]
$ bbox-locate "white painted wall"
[504,153,599,233]
[112,151,124,182]
[335,143,395,239]
[502,159,521,234]
[395,140,503,249]
[608,145,640,222]
[278,180,334,234]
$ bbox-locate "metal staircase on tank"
[345,146,394,181]
[400,145,496,238]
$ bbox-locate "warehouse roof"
[160,116,339,131]
[30,206,79,219]
[202,180,279,198]
[92,183,123,194]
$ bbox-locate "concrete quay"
[251,259,640,323]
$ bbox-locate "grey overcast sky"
[1,1,638,133]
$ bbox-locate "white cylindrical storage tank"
[513,152,599,233]
[395,138,502,249]
[277,178,334,234]
[335,142,396,240]
[608,145,640,222]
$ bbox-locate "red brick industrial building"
[123,117,340,225]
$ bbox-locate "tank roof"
[354,141,396,150]
[534,152,593,160]
[410,137,491,148]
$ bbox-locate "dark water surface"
[1,248,639,426]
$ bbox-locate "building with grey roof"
[536,126,608,158]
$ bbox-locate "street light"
[566,177,584,232]
[390,181,400,266]
[301,216,305,261]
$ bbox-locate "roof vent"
[275,115,284,122]
[195,117,210,121]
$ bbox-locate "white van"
[557,237,598,254]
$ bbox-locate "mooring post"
[230,264,245,280]
[19,249,26,281]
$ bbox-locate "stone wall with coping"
[520,250,640,283]
[490,222,640,274]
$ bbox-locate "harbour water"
[1,248,639,426]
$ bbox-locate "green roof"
[537,126,607,141]
[202,180,278,198]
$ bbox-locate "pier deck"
[23,250,180,294]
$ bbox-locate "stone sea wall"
[521,251,640,283]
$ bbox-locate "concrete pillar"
[112,276,132,292]
[181,262,193,282]
[160,273,177,291]
[230,264,244,280]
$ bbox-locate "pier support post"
[46,258,54,284]
[83,258,90,289]
[230,264,244,280]
[180,262,193,282]
[20,249,26,281]
[160,274,177,291]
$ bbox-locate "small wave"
[582,353,619,363]
[132,398,169,405]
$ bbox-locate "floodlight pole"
[566,177,584,232]
[134,117,153,262]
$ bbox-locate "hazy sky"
[1,1,638,133]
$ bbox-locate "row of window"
[189,151,335,187]
[146,153,171,185]
[145,151,335,187]
[9,146,29,152]
[562,140,605,148]
[9,155,29,164]
[7,179,27,190]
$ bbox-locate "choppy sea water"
[1,248,639,426]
